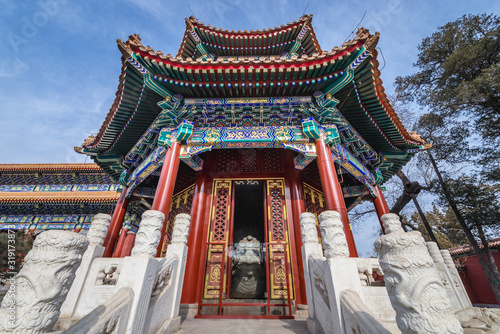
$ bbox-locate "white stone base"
[154,315,181,334]
[307,317,324,334]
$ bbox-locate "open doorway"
[230,180,266,299]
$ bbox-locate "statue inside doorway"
[230,235,265,299]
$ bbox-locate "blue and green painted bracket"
[123,120,197,198]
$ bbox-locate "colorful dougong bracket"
[301,117,321,140]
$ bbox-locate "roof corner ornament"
[286,24,309,59]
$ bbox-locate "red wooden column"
[315,139,358,257]
[373,185,390,234]
[112,226,129,257]
[103,188,130,257]
[181,155,212,304]
[120,231,136,257]
[284,150,307,306]
[152,141,182,256]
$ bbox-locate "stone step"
[177,318,308,334]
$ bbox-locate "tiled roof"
[0,191,120,203]
[177,14,321,58]
[0,163,102,173]
[448,238,500,257]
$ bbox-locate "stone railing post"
[142,213,191,334]
[87,213,112,246]
[318,211,363,334]
[318,211,350,259]
[131,210,165,257]
[0,230,89,333]
[165,213,191,318]
[117,210,164,333]
[299,212,323,327]
[427,242,465,312]
[375,213,463,334]
[61,213,111,321]
[441,249,472,309]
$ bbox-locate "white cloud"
[0,57,29,78]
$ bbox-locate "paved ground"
[176,317,308,334]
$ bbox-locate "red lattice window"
[263,149,283,172]
[212,183,231,241]
[160,185,195,256]
[217,150,237,173]
[301,160,322,190]
[240,149,258,172]
[267,180,286,241]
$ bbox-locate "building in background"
[0,164,143,233]
[450,239,500,305]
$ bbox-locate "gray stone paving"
[176,317,309,334]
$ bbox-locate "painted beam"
[124,145,166,198]
[330,143,377,196]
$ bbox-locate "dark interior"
[232,180,265,244]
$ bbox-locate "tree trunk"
[410,193,440,246]
[391,171,439,245]
[391,171,421,214]
[427,150,500,304]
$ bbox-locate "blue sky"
[1,0,498,254]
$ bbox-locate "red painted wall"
[456,251,500,305]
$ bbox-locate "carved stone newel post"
[0,230,89,334]
[299,212,323,326]
[131,210,165,257]
[374,213,463,334]
[170,213,191,244]
[87,213,112,246]
[319,210,349,259]
[300,212,320,245]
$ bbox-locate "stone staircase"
[176,318,308,334]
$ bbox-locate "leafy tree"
[401,206,467,249]
[396,13,499,179]
[395,13,500,303]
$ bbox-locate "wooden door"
[203,180,232,299]
[266,179,293,299]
